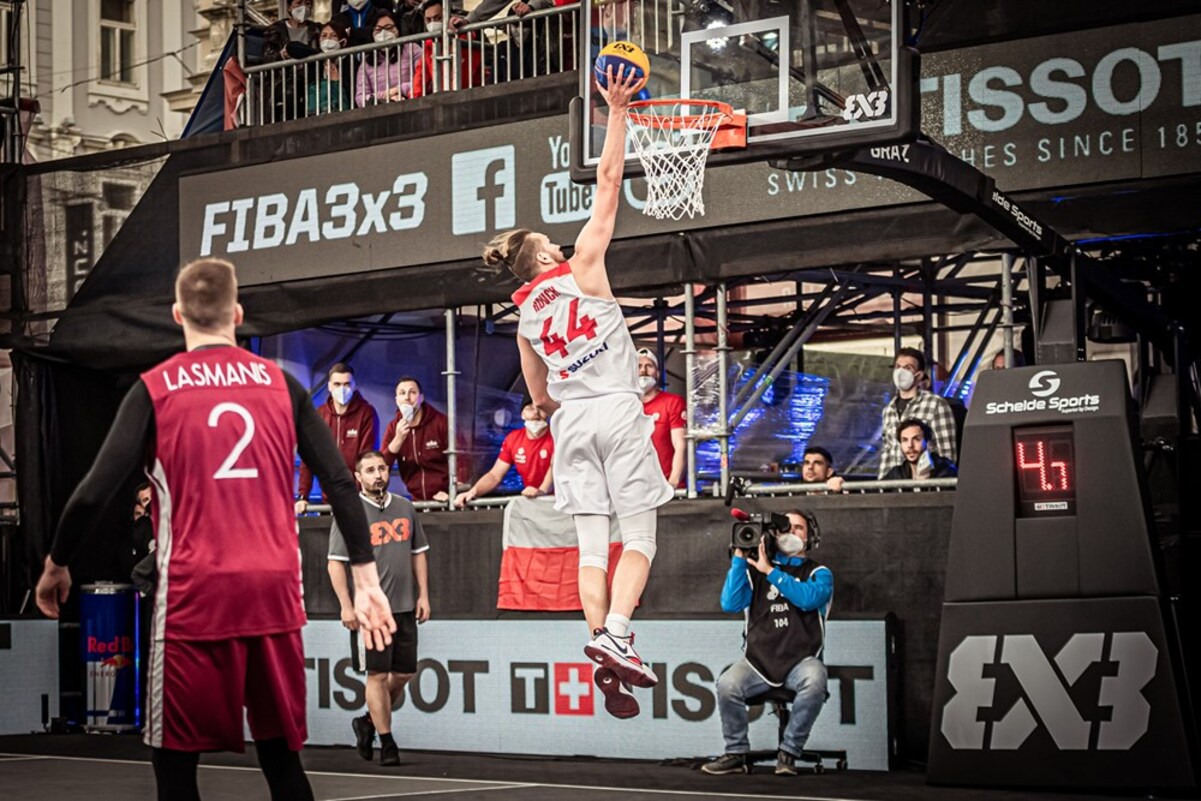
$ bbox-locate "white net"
[625,101,730,221]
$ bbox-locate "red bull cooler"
[81,582,140,732]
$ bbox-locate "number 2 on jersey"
[539,298,598,357]
[208,402,260,480]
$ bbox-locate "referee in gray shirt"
[328,450,430,767]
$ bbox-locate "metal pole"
[716,283,730,498]
[1001,253,1016,368]
[237,0,247,68]
[683,284,697,499]
[444,308,459,511]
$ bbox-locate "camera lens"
[733,523,758,548]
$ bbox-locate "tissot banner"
[297,619,893,770]
[181,15,1201,285]
[0,621,59,735]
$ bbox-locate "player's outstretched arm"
[38,383,153,618]
[572,65,642,299]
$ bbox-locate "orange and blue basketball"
[594,40,650,92]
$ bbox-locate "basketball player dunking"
[483,66,673,719]
[36,259,396,801]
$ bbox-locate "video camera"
[729,508,792,559]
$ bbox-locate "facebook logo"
[452,146,516,234]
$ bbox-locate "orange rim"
[627,99,735,130]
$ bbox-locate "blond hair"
[176,258,237,332]
[482,229,542,283]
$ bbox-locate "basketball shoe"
[584,627,658,688]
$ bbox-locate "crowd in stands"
[295,345,1018,509]
[253,0,576,121]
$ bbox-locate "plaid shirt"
[878,389,959,477]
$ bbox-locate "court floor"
[0,736,1165,801]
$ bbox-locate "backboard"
[570,0,918,181]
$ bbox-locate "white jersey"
[513,263,640,403]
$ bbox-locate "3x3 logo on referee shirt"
[369,517,412,547]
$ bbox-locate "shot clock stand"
[927,362,1196,788]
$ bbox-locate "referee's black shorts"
[351,611,417,675]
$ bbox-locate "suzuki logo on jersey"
[452,146,516,234]
[940,632,1157,751]
[1028,370,1062,397]
[841,90,890,121]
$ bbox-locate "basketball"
[594,40,650,92]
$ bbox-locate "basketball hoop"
[624,99,745,221]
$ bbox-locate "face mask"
[524,420,548,436]
[291,6,310,22]
[893,367,916,392]
[426,21,444,35]
[331,386,352,405]
[374,28,397,43]
[347,0,368,9]
[776,533,805,556]
[398,402,417,422]
[319,38,342,52]
[637,375,656,392]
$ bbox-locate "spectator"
[877,347,957,478]
[355,9,419,105]
[991,349,1026,370]
[923,360,966,454]
[637,348,685,487]
[297,363,380,512]
[334,0,391,46]
[410,0,485,98]
[800,446,844,492]
[703,510,833,776]
[308,21,353,115]
[395,0,426,36]
[263,0,321,62]
[881,418,958,481]
[455,404,554,506]
[382,376,463,501]
[328,451,429,767]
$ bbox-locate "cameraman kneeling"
[703,510,833,777]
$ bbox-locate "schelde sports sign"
[180,15,1201,285]
[295,619,893,770]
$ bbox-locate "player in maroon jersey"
[35,258,395,801]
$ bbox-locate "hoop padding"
[625,100,735,221]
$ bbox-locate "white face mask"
[347,0,368,9]
[291,6,311,22]
[776,533,805,556]
[319,38,342,52]
[637,375,657,392]
[524,420,548,436]
[331,386,353,405]
[426,21,444,34]
[398,402,417,422]
[374,28,397,43]
[893,367,916,392]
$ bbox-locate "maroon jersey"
[141,348,303,640]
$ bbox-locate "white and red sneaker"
[594,667,639,719]
[584,628,658,688]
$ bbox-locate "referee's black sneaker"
[352,714,375,761]
[379,737,401,767]
[701,753,750,775]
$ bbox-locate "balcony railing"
[243,4,580,127]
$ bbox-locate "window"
[100,0,136,84]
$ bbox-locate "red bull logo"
[88,636,134,655]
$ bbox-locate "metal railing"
[243,4,580,127]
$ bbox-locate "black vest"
[744,558,829,685]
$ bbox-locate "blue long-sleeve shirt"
[720,553,833,614]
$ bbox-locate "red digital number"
[540,298,597,357]
[1016,439,1070,491]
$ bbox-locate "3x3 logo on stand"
[940,632,1157,751]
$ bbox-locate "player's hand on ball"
[597,65,641,111]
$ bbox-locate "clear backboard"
[570,0,918,180]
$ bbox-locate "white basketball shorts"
[549,393,675,518]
